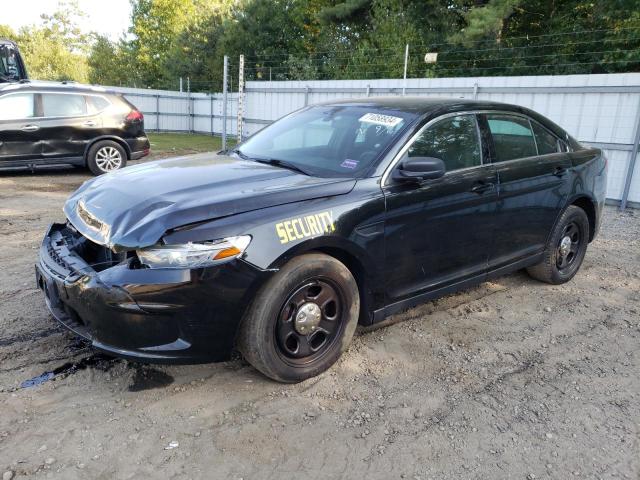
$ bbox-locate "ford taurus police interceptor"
[36,98,607,383]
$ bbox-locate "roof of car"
[323,96,525,115]
[322,96,578,146]
[0,80,114,95]
[0,38,17,46]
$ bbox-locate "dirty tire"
[87,140,127,176]
[526,205,590,284]
[238,253,360,383]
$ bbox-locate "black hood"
[64,152,356,251]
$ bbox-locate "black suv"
[0,38,27,82]
[0,81,150,175]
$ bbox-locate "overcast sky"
[4,0,132,41]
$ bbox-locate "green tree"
[11,1,91,82]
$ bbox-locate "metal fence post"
[237,54,245,142]
[304,86,310,107]
[402,44,409,96]
[222,55,228,150]
[366,84,371,97]
[620,98,640,210]
[155,94,160,132]
[210,95,214,136]
[473,82,479,100]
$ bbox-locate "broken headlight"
[136,236,251,269]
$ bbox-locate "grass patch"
[147,132,234,158]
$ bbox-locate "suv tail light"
[126,110,144,122]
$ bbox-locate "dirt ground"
[0,161,638,480]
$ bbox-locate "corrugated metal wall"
[105,73,640,205]
[110,86,239,137]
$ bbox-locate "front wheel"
[526,205,590,284]
[238,253,360,383]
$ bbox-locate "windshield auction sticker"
[275,211,335,244]
[359,112,403,128]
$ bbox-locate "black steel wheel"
[527,205,590,284]
[275,278,345,365]
[556,221,581,272]
[238,253,359,383]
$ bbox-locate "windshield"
[235,105,417,178]
[0,44,23,82]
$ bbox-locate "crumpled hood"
[64,152,356,251]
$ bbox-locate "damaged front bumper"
[35,223,272,363]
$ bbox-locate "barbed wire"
[240,28,640,61]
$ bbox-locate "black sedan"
[0,81,150,175]
[36,98,607,383]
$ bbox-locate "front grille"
[47,243,72,271]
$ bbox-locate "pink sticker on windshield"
[341,159,359,169]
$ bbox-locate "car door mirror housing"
[393,156,446,182]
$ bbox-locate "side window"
[486,114,537,162]
[42,94,87,117]
[0,93,35,120]
[408,114,481,171]
[531,121,560,155]
[86,95,110,114]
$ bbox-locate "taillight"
[126,110,143,122]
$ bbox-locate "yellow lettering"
[307,215,319,235]
[276,223,288,244]
[291,219,304,239]
[284,221,296,243]
[299,217,311,237]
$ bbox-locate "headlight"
[136,236,251,269]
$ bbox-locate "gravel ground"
[0,163,638,480]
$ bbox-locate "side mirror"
[393,156,446,182]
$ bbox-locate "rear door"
[0,92,41,164]
[482,112,571,270]
[38,92,102,162]
[383,113,498,303]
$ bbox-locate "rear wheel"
[238,253,359,383]
[526,205,589,284]
[87,140,127,175]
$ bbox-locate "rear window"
[532,121,560,155]
[86,95,110,113]
[0,93,35,120]
[42,93,87,117]
[486,114,537,162]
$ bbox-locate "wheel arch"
[83,136,131,164]
[568,194,597,242]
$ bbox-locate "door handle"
[21,124,39,132]
[553,166,567,177]
[83,120,97,127]
[470,182,495,194]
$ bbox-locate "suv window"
[42,93,87,117]
[486,114,537,162]
[0,93,35,120]
[408,114,481,171]
[531,121,560,155]
[86,95,110,114]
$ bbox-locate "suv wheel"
[526,205,590,284]
[87,140,127,175]
[238,253,360,383]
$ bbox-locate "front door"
[481,113,571,269]
[383,113,498,304]
[0,92,42,164]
